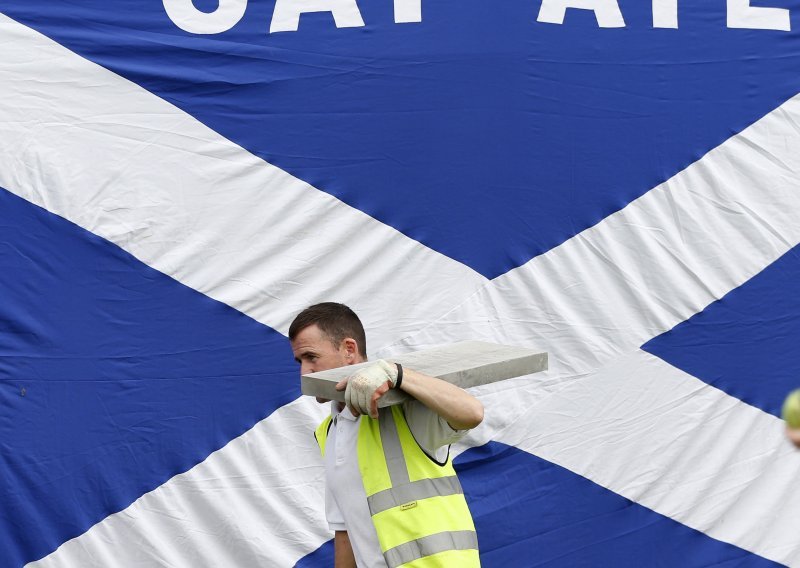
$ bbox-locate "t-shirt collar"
[330,401,359,421]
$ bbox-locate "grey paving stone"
[301,341,548,407]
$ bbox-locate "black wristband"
[394,362,403,390]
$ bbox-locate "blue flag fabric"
[1,1,799,566]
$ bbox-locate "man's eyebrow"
[294,350,317,363]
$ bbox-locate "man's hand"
[336,360,398,419]
[787,427,800,448]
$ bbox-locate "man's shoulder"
[401,399,467,454]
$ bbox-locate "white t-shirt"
[324,401,466,568]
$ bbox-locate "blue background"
[0,188,298,566]
[3,0,799,277]
[2,1,799,565]
[297,443,782,567]
[645,245,800,420]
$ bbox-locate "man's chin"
[316,397,331,404]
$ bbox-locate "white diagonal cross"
[1,13,799,568]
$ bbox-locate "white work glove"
[338,360,399,419]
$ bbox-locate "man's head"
[289,302,367,375]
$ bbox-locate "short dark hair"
[288,302,367,357]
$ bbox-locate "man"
[289,302,483,567]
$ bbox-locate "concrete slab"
[301,341,548,406]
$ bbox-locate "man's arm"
[337,362,484,430]
[334,531,356,568]
[389,367,483,430]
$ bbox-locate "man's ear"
[341,337,359,362]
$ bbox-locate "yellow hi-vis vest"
[315,405,480,568]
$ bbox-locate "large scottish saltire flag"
[2,0,800,566]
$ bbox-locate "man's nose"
[300,362,314,375]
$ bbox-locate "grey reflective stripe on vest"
[376,411,475,566]
[367,475,464,515]
[378,410,410,486]
[383,530,478,568]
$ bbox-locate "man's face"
[290,323,357,376]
